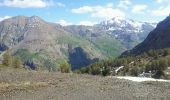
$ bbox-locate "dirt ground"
[0,69,170,100]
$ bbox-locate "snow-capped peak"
[101,17,125,25]
[101,17,142,27]
[98,17,155,32]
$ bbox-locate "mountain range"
[122,15,170,56]
[0,16,155,70]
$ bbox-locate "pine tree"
[159,58,168,70]
[91,65,101,75]
[129,67,139,76]
[12,56,22,68]
[2,50,12,67]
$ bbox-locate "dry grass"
[0,68,170,100]
[0,73,49,95]
[0,81,48,90]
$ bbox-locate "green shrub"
[2,50,12,67]
[129,67,139,76]
[12,56,23,68]
[60,61,71,73]
[90,65,101,75]
[153,70,165,79]
[102,67,111,76]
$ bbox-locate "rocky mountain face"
[0,16,102,70]
[63,26,125,58]
[0,16,155,70]
[93,17,156,49]
[0,16,68,55]
[64,18,155,50]
[63,18,156,57]
[122,15,170,56]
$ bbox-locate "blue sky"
[0,0,170,26]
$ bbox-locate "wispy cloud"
[0,0,52,8]
[72,6,93,13]
[78,21,97,26]
[91,7,125,19]
[0,16,11,21]
[56,2,65,7]
[152,6,170,16]
[72,4,125,20]
[155,0,163,3]
[132,5,148,14]
[154,0,170,3]
[118,0,131,9]
[56,19,72,26]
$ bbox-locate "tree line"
[77,48,170,79]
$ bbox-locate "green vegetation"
[44,59,57,72]
[59,60,71,73]
[14,49,58,71]
[2,50,12,66]
[57,34,126,59]
[57,35,104,59]
[2,50,23,69]
[78,48,170,79]
[92,35,126,57]
[12,56,23,68]
[57,35,90,46]
[76,59,115,76]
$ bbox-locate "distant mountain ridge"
[94,17,156,49]
[122,15,170,56]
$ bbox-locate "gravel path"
[0,69,170,100]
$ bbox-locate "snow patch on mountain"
[99,17,149,32]
[94,17,157,49]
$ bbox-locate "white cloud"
[155,0,163,3]
[56,2,65,7]
[0,0,51,8]
[72,4,125,20]
[56,20,96,26]
[71,6,93,13]
[154,0,170,3]
[155,0,170,3]
[106,3,113,7]
[132,5,148,14]
[118,0,131,9]
[56,20,72,26]
[0,16,11,21]
[152,6,170,16]
[78,21,97,26]
[92,7,125,19]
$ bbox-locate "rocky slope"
[63,17,156,57]
[0,16,102,70]
[64,25,126,58]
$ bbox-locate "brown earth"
[0,68,170,100]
